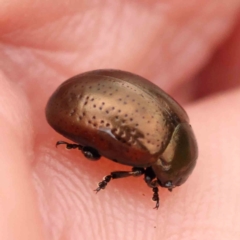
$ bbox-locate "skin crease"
[0,0,240,239]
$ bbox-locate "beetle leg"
[144,167,158,188]
[144,167,160,209]
[94,167,145,192]
[111,167,145,178]
[152,187,160,209]
[56,141,101,160]
[82,146,101,160]
[56,141,83,150]
[94,175,112,193]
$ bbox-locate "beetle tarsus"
[94,175,112,193]
[152,187,160,209]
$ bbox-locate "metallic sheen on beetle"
[45,69,198,209]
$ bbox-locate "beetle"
[45,69,198,209]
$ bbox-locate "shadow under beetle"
[45,69,198,209]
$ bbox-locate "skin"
[0,0,240,239]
